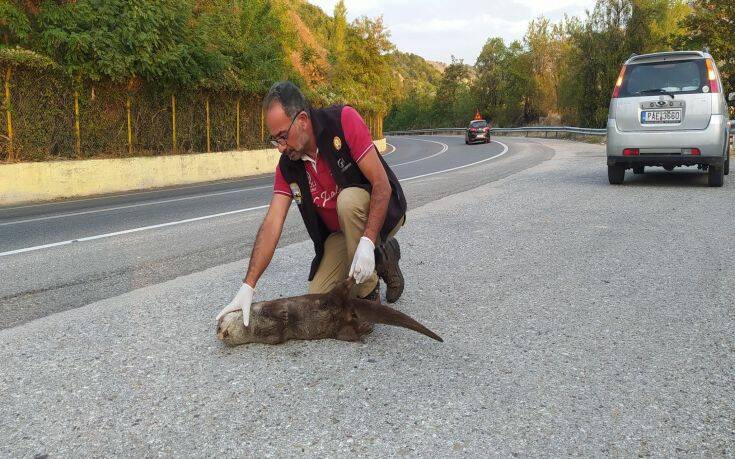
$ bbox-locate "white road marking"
[0,174,271,211]
[401,140,509,182]
[0,205,269,257]
[0,185,272,226]
[390,137,448,167]
[0,139,509,258]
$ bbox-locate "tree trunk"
[74,89,81,158]
[171,93,177,152]
[205,96,211,153]
[4,66,13,161]
[126,94,132,156]
[236,97,240,150]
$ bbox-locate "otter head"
[216,310,253,346]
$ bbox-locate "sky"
[307,0,597,65]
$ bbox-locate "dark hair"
[262,81,310,117]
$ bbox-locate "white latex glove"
[349,236,375,284]
[216,283,255,326]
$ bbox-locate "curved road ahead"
[0,136,553,329]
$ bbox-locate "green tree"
[433,57,470,125]
[325,14,396,116]
[502,40,540,125]
[473,37,506,124]
[331,0,347,70]
[0,0,31,46]
[37,0,212,86]
[676,0,735,93]
[194,0,286,92]
[384,51,441,130]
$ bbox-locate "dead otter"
[216,278,442,345]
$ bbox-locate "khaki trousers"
[309,187,403,298]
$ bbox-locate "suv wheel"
[608,164,625,184]
[633,165,644,174]
[708,164,724,187]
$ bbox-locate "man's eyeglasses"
[269,111,304,147]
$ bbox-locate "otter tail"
[350,298,443,342]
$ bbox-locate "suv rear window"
[618,59,708,98]
[470,120,487,128]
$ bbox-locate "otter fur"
[217,278,442,345]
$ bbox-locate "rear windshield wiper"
[638,88,676,99]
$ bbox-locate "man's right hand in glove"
[216,283,255,326]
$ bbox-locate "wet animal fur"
[217,278,442,345]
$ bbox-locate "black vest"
[278,105,407,281]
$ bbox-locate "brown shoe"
[375,237,404,303]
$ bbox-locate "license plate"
[476,133,485,138]
[641,109,682,124]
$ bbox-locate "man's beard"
[285,147,302,161]
[285,134,306,160]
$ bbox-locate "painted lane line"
[389,137,448,167]
[383,143,397,156]
[0,174,274,212]
[0,139,508,258]
[0,185,272,227]
[400,140,509,182]
[0,205,269,257]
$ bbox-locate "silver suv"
[606,51,733,187]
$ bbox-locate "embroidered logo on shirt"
[289,182,302,205]
[333,136,342,150]
[336,157,352,173]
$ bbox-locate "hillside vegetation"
[0,0,396,161]
[386,0,735,130]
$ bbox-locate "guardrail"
[384,120,735,137]
[386,123,735,147]
[385,126,607,137]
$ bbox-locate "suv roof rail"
[629,53,637,59]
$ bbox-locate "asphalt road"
[0,136,546,329]
[2,137,733,456]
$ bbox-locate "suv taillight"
[706,59,719,93]
[612,65,627,98]
[623,148,639,156]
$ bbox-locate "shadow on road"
[622,168,718,188]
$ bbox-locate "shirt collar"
[301,148,319,165]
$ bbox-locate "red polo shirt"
[273,106,375,232]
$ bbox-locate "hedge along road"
[0,136,552,329]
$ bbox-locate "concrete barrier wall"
[0,138,388,205]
